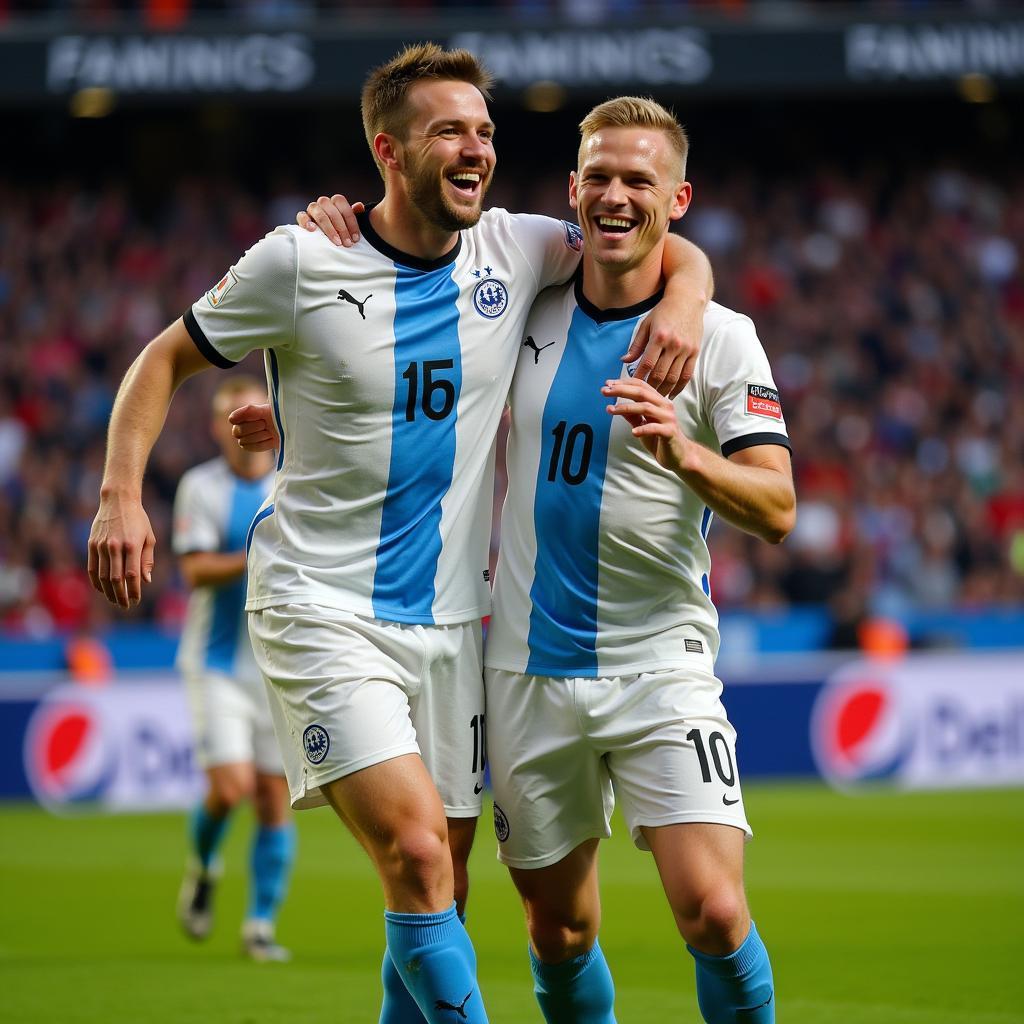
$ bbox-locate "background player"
[173,375,294,962]
[482,97,795,1023]
[86,45,711,1024]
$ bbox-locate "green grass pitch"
[2,783,1022,1023]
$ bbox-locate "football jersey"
[185,208,581,625]
[173,457,274,680]
[485,275,791,677]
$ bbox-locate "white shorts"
[484,665,751,870]
[249,604,485,814]
[183,670,283,775]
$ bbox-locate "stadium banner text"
[1,15,1022,103]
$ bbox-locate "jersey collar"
[573,268,664,324]
[357,203,462,272]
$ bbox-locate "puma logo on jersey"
[435,992,473,1019]
[337,289,373,319]
[523,336,556,364]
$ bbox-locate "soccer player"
[482,98,794,1022]
[87,45,710,1023]
[173,376,294,962]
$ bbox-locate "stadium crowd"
[1,159,1022,638]
[0,0,1002,27]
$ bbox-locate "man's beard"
[406,154,488,232]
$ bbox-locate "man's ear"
[669,181,693,222]
[569,170,579,211]
[374,132,402,172]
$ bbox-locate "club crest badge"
[302,724,330,765]
[474,278,509,319]
[493,803,510,842]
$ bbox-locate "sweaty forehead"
[579,127,679,179]
[405,79,491,129]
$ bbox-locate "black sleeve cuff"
[183,308,237,369]
[721,432,793,458]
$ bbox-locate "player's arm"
[88,319,213,608]
[179,551,248,588]
[603,377,795,544]
[623,234,713,398]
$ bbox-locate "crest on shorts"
[302,724,330,765]
[493,803,510,842]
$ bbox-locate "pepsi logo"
[811,676,913,785]
[24,700,118,807]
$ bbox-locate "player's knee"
[675,886,748,951]
[526,904,598,963]
[387,822,450,896]
[209,775,252,811]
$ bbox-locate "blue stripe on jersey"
[372,263,462,623]
[701,505,713,538]
[525,308,635,675]
[700,508,712,597]
[268,350,285,471]
[207,478,266,674]
[246,503,275,555]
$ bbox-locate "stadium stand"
[1,153,1021,637]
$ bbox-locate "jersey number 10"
[547,420,594,485]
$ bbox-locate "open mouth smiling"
[595,214,636,237]
[446,170,483,198]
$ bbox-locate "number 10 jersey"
[485,275,791,677]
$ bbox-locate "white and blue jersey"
[173,458,274,680]
[485,276,791,677]
[185,209,581,625]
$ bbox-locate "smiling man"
[483,97,795,1023]
[87,46,712,1024]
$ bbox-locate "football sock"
[384,903,488,1024]
[688,920,775,1023]
[247,823,296,922]
[529,939,616,1023]
[190,803,230,871]
[379,911,466,1024]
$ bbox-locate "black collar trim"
[357,203,462,272]
[573,269,664,323]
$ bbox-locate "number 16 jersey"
[186,209,581,625]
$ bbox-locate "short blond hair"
[361,42,494,179]
[579,96,688,180]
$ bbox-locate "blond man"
[482,97,792,1022]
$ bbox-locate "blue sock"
[529,939,616,1023]
[687,921,775,1023]
[384,903,488,1024]
[247,823,296,922]
[380,946,427,1024]
[380,911,466,1024]
[190,803,230,871]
